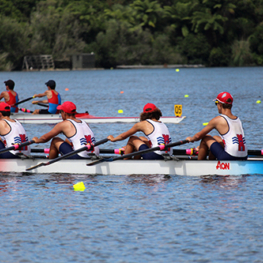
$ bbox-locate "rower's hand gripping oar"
[13,96,35,107]
[26,138,109,171]
[87,139,189,166]
[0,140,35,155]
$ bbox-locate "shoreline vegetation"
[20,64,205,71]
[0,0,262,71]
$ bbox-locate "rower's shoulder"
[0,90,8,96]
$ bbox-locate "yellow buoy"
[184,95,189,98]
[203,122,208,126]
[256,100,261,104]
[176,69,180,72]
[73,182,86,191]
[118,109,123,113]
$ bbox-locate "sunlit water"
[0,67,263,262]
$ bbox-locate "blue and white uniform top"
[220,114,247,158]
[1,119,30,156]
[66,119,99,158]
[145,119,172,156]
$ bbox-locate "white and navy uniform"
[0,119,30,158]
[220,114,247,157]
[144,119,172,157]
[210,114,247,160]
[64,119,99,158]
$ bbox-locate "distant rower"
[0,79,19,112]
[32,80,61,114]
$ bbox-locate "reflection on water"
[127,174,171,185]
[200,174,248,189]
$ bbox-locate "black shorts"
[210,142,247,160]
[139,144,164,160]
[39,109,52,114]
[59,142,86,159]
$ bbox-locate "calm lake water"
[0,67,263,262]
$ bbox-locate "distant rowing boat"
[1,156,262,176]
[11,113,186,124]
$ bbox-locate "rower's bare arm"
[32,122,64,143]
[33,93,45,98]
[186,117,218,142]
[0,91,8,101]
[108,123,140,142]
[32,100,48,104]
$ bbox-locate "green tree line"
[0,0,262,70]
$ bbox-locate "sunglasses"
[215,100,219,106]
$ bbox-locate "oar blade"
[26,162,47,171]
[87,157,113,166]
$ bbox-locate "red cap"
[143,103,157,113]
[214,92,233,105]
[0,102,10,112]
[57,101,76,114]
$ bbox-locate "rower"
[32,101,99,159]
[0,103,30,158]
[107,103,172,160]
[0,79,19,112]
[32,80,61,114]
[186,92,247,160]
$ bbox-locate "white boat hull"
[0,157,262,176]
[11,113,185,124]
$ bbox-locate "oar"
[87,139,189,166]
[26,138,109,171]
[19,102,48,113]
[30,148,187,155]
[13,96,35,106]
[30,147,263,157]
[37,102,48,108]
[30,148,125,154]
[31,148,50,153]
[0,140,35,155]
[19,108,33,113]
[248,150,263,156]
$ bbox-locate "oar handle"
[19,108,33,113]
[47,138,108,164]
[0,140,35,155]
[31,148,50,153]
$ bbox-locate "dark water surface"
[0,67,263,262]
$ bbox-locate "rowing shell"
[11,113,186,124]
[1,157,262,176]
